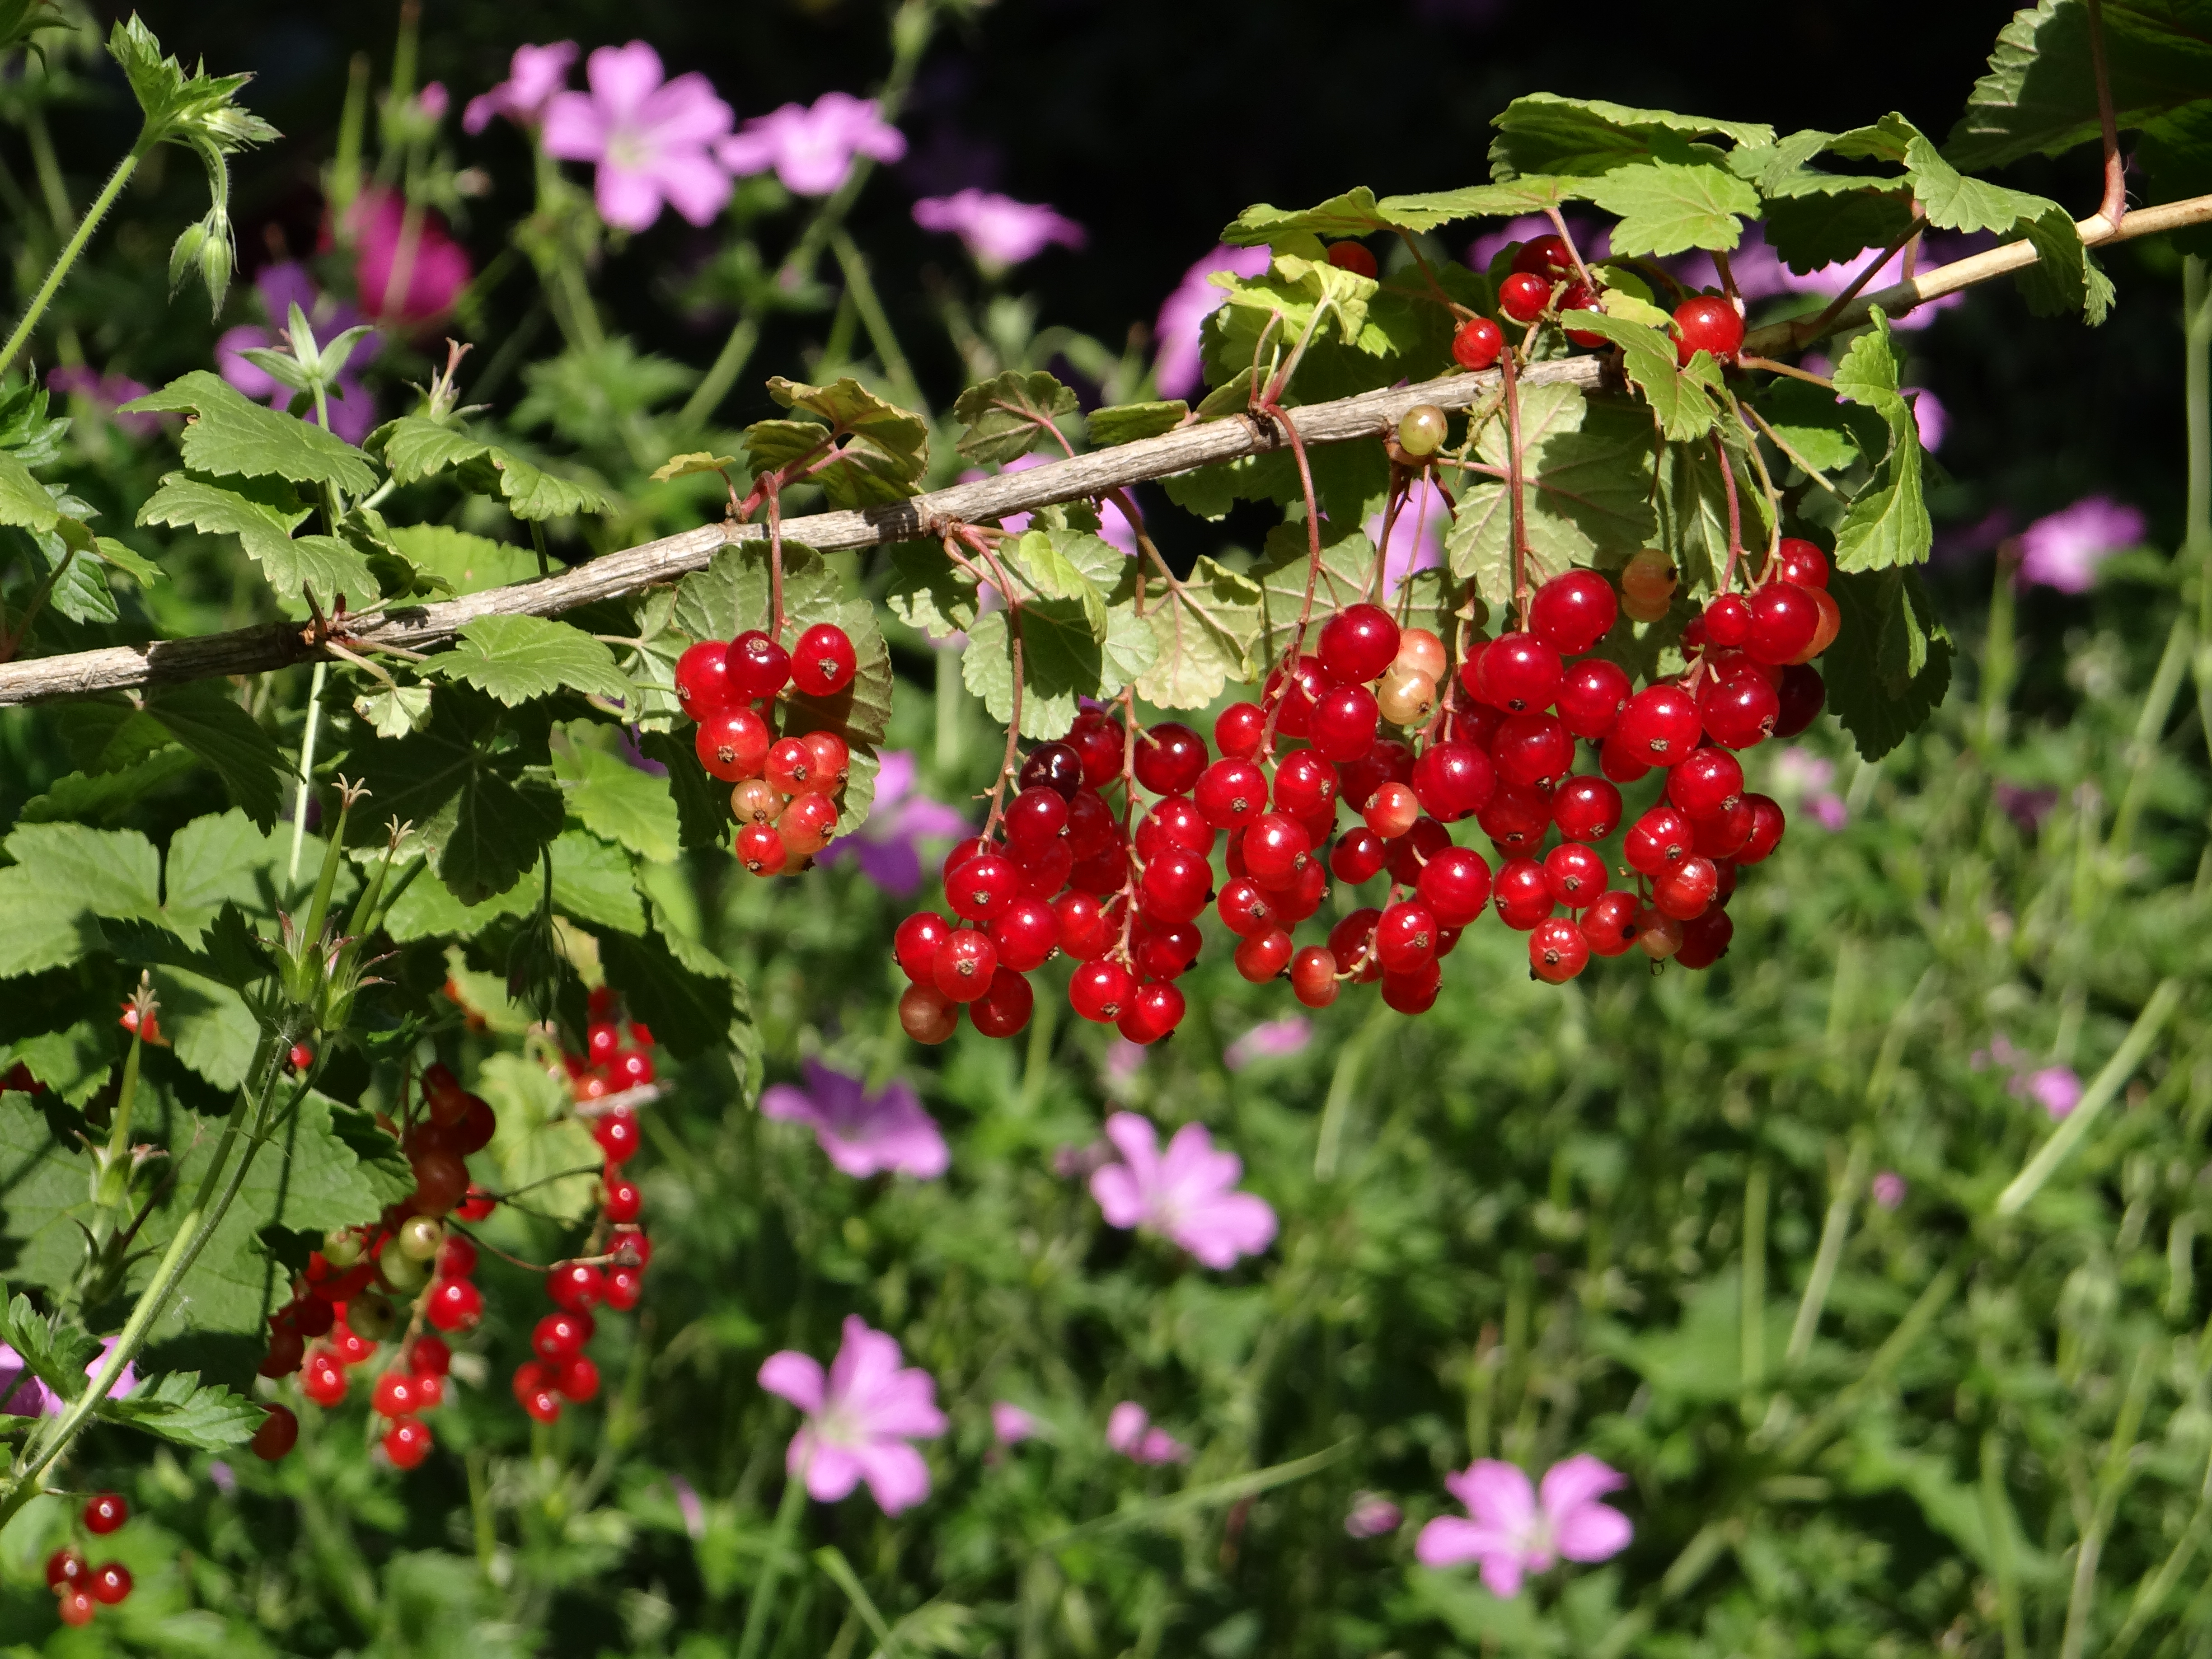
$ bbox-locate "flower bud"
[197,215,234,316]
[167,219,206,296]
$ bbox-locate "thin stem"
[1501,348,1531,627]
[733,1468,811,1659]
[2184,258,2212,640]
[1784,1136,1869,1368]
[0,544,75,664]
[1740,354,1836,391]
[290,663,329,883]
[0,147,144,379]
[829,227,925,414]
[1711,435,1746,591]
[2086,0,2129,229]
[1542,207,1597,292]
[1995,979,2183,1215]
[1740,1159,1768,1404]
[1789,217,1930,350]
[1740,398,1843,496]
[965,534,1025,834]
[1712,247,1741,310]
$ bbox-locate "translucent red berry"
[1666,747,1745,820]
[1774,664,1826,737]
[1214,701,1267,759]
[1310,682,1381,762]
[1512,234,1576,279]
[1615,684,1703,765]
[1542,842,1608,909]
[384,1415,434,1469]
[1580,890,1642,958]
[1326,241,1378,277]
[1492,858,1554,930]
[1673,295,1745,364]
[1676,907,1735,969]
[1410,741,1495,822]
[674,639,736,720]
[969,967,1036,1039]
[1271,750,1340,820]
[1069,960,1137,1023]
[549,1260,606,1312]
[1131,722,1207,795]
[1475,780,1552,853]
[899,984,959,1044]
[1527,569,1618,656]
[1318,603,1401,685]
[1653,854,1720,921]
[1702,594,1753,648]
[1452,316,1504,371]
[1530,916,1591,982]
[1490,711,1576,789]
[593,1109,642,1164]
[83,1494,127,1535]
[727,629,790,696]
[695,708,770,782]
[1773,536,1829,588]
[1416,846,1493,926]
[1698,670,1781,750]
[1624,805,1695,875]
[932,929,1000,1002]
[1475,633,1563,711]
[252,1403,300,1461]
[1499,271,1551,323]
[1744,583,1820,665]
[1373,901,1440,975]
[1380,961,1442,1014]
[1233,928,1295,982]
[790,622,857,696]
[1116,980,1186,1045]
[1736,795,1786,864]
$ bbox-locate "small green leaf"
[651,451,736,483]
[354,683,434,738]
[550,828,644,934]
[1557,307,1722,441]
[1374,177,1583,226]
[762,375,929,505]
[1831,310,1931,572]
[136,472,378,610]
[1825,565,1953,758]
[458,448,614,521]
[885,540,980,638]
[0,451,57,530]
[386,523,539,596]
[553,730,682,863]
[595,905,755,1068]
[145,682,289,830]
[479,1053,600,1224]
[369,414,491,484]
[1087,401,1189,446]
[120,371,375,493]
[1489,93,1775,180]
[1135,556,1262,709]
[0,1287,99,1396]
[953,370,1079,466]
[4,822,161,919]
[1582,160,1762,257]
[96,1370,262,1451]
[1221,186,1402,243]
[423,615,633,706]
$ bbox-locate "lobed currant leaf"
[0,451,58,531]
[1085,401,1189,446]
[137,472,380,613]
[94,1370,263,1452]
[423,615,634,707]
[1824,565,1954,759]
[952,370,1080,466]
[144,683,289,832]
[548,828,646,936]
[477,1053,602,1225]
[1488,94,1775,181]
[1580,160,1763,257]
[1560,308,1724,441]
[0,1284,100,1396]
[552,726,682,864]
[1832,310,1932,572]
[1134,555,1263,709]
[595,900,756,1077]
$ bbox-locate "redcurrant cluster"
[673,621,861,876]
[1436,233,1748,372]
[42,1493,133,1629]
[562,986,658,1100]
[890,536,1833,1037]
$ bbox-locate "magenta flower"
[1345,1493,1404,1538]
[1993,780,2060,831]
[464,42,579,134]
[1365,476,1449,605]
[1772,749,1847,831]
[417,83,449,123]
[46,366,159,439]
[0,1336,138,1418]
[669,1472,706,1539]
[1871,1171,1907,1210]
[817,752,967,896]
[913,189,1083,272]
[216,262,380,444]
[1223,1017,1312,1073]
[760,1059,948,1180]
[1089,1111,1278,1269]
[1416,1455,1633,1598]
[2016,496,2144,593]
[758,1316,947,1514]
[992,1401,1041,1445]
[2024,1066,2083,1120]
[345,187,473,328]
[1911,388,1947,452]
[1153,243,1273,400]
[542,43,735,232]
[717,92,905,197]
[1106,1401,1190,1465]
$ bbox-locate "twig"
[1738,400,1840,496]
[1789,216,1930,349]
[2086,0,2128,230]
[1542,207,1598,293]
[1711,434,1746,600]
[1739,354,1836,391]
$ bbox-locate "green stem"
[1982,1434,2029,1659]
[1996,979,2183,1216]
[2061,1351,2156,1659]
[2110,614,2193,859]
[933,647,962,773]
[290,663,329,883]
[2109,1450,2212,1658]
[734,1469,810,1659]
[1784,1135,1869,1369]
[829,227,925,415]
[1740,1158,1768,1406]
[0,145,144,379]
[1313,1007,1390,1180]
[1982,556,2017,748]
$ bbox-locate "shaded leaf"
[423,615,633,706]
[953,370,1079,465]
[121,371,377,493]
[1087,401,1188,445]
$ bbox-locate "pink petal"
[1158,1121,1234,1192]
[1415,1515,1491,1568]
[651,150,735,227]
[585,42,668,120]
[509,42,579,110]
[539,92,609,162]
[760,1084,823,1129]
[757,1350,825,1413]
[1101,1112,1161,1186]
[595,165,665,233]
[798,1434,862,1502]
[1106,1401,1148,1453]
[1539,1453,1626,1521]
[1478,1551,1528,1599]
[637,73,735,148]
[1554,1500,1633,1563]
[1169,1192,1277,1269]
[1089,1165,1148,1229]
[1136,1427,1190,1464]
[992,1402,1040,1445]
[1447,1460,1537,1534]
[852,1439,933,1514]
[463,91,505,135]
[716,130,779,177]
[847,1371,947,1441]
[826,1316,905,1411]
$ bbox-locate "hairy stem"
[0,146,144,379]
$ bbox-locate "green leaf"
[92,535,163,586]
[550,828,644,934]
[1754,376,1874,474]
[1135,556,1263,709]
[370,414,492,484]
[885,540,979,638]
[1559,307,1723,441]
[354,683,435,738]
[160,808,289,947]
[962,603,1153,741]
[1825,565,1954,758]
[1221,187,1404,243]
[1489,93,1775,180]
[0,450,57,530]
[1250,522,1383,664]
[7,1023,111,1105]
[0,1102,93,1295]
[0,1286,99,1395]
[1832,310,1932,572]
[96,1370,262,1451]
[0,866,104,978]
[553,730,682,863]
[1582,160,1762,257]
[651,450,737,483]
[1002,528,1109,635]
[14,750,198,827]
[595,906,754,1069]
[457,448,614,521]
[1447,383,1660,608]
[423,615,633,707]
[1762,190,1920,276]
[137,471,378,611]
[386,523,540,596]
[4,822,161,918]
[1086,401,1188,446]
[761,375,929,506]
[146,682,289,830]
[157,966,259,1089]
[379,863,536,942]
[478,1053,600,1224]
[1648,431,1772,605]
[953,371,1079,466]
[1374,177,1583,227]
[637,730,728,853]
[120,371,377,494]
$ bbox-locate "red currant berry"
[1289,947,1340,1008]
[1475,780,1553,853]
[1673,294,1745,364]
[1382,816,1452,886]
[1003,788,1070,856]
[1452,315,1505,371]
[1328,909,1383,980]
[1326,826,1387,885]
[1475,633,1564,711]
[1512,234,1575,279]
[456,1183,497,1221]
[1580,890,1642,957]
[674,639,736,720]
[1135,796,1215,861]
[1624,805,1695,875]
[1233,928,1295,982]
[1194,759,1267,830]
[1380,961,1443,1015]
[252,1402,300,1461]
[1318,603,1402,685]
[612,1048,656,1090]
[969,967,1036,1039]
[1047,891,1108,960]
[1069,960,1137,1023]
[1556,657,1631,741]
[83,1493,128,1535]
[1798,587,1842,661]
[1272,750,1341,820]
[1116,979,1186,1045]
[533,1312,591,1364]
[548,1260,606,1312]
[1530,916,1590,982]
[301,1350,348,1404]
[1208,880,1270,939]
[1736,795,1786,864]
[728,629,791,696]
[984,895,1056,971]
[1693,799,1755,859]
[1263,655,1329,738]
[1133,722,1208,796]
[1326,241,1378,278]
[1528,571,1618,656]
[1373,901,1440,975]
[426,1277,483,1333]
[929,928,999,1003]
[895,983,957,1044]
[1559,281,1607,347]
[1493,858,1554,930]
[260,1326,305,1377]
[1637,907,1687,961]
[57,1587,96,1627]
[46,1547,86,1588]
[1773,536,1829,588]
[1667,747,1745,820]
[1499,271,1552,324]
[1137,847,1211,926]
[946,852,1021,922]
[1702,594,1754,648]
[1242,814,1313,886]
[1310,682,1381,762]
[1615,684,1702,764]
[1542,841,1608,908]
[1491,711,1576,789]
[790,622,857,696]
[1416,846,1493,926]
[1698,670,1780,750]
[384,1415,434,1469]
[1008,745,1076,805]
[1597,733,1652,783]
[1068,712,1127,786]
[1774,664,1826,737]
[1363,780,1421,839]
[695,708,769,783]
[1653,854,1719,921]
[1744,583,1819,665]
[372,1370,420,1419]
[760,736,813,797]
[1675,907,1735,969]
[1214,702,1267,759]
[593,1109,641,1165]
[1410,741,1495,822]
[1015,836,1073,899]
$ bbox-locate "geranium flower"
[0,1336,138,1418]
[817,751,967,896]
[1345,1493,1404,1538]
[216,262,380,443]
[46,366,159,439]
[757,1316,947,1514]
[1106,1401,1190,1464]
[542,43,735,232]
[1088,1111,1278,1269]
[1223,1017,1312,1073]
[1871,1171,1907,1210]
[1153,243,1272,399]
[345,187,473,328]
[760,1059,948,1179]
[464,42,579,134]
[913,189,1083,272]
[1416,1454,1633,1598]
[2023,1066,2083,1120]
[1366,475,1450,604]
[2016,496,2144,593]
[992,1401,1041,1445]
[1771,749,1848,831]
[717,92,905,196]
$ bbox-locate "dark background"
[43,1,2197,639]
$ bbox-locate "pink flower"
[2024,1066,2083,1120]
[1871,1171,1907,1210]
[913,189,1083,272]
[1911,388,1947,451]
[1690,225,1973,331]
[2016,496,2144,593]
[1153,244,1273,399]
[1811,794,1850,832]
[542,43,735,232]
[759,1317,946,1514]
[818,751,967,896]
[992,1401,1041,1445]
[1345,1493,1404,1538]
[0,1336,138,1419]
[761,1059,948,1180]
[1105,1401,1190,1464]
[1416,1454,1633,1598]
[1089,1111,1278,1269]
[717,92,904,197]
[345,187,473,328]
[1993,780,2060,831]
[1102,1039,1147,1085]
[417,82,449,123]
[1367,476,1450,603]
[45,366,159,438]
[216,262,380,444]
[669,1472,706,1539]
[1223,1017,1312,1073]
[465,42,579,134]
